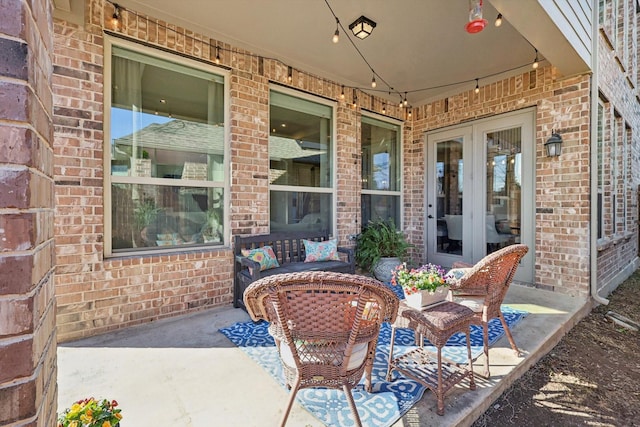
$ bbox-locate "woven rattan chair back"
[447,244,529,377]
[243,271,399,427]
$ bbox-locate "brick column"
[0,0,57,425]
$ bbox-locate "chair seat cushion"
[278,341,368,371]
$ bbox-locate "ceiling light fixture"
[474,79,480,94]
[340,85,345,99]
[403,93,408,107]
[332,18,340,43]
[215,46,221,64]
[349,15,376,39]
[532,49,540,69]
[495,13,503,27]
[371,75,377,88]
[287,66,293,82]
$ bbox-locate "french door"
[425,109,534,283]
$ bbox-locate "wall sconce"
[544,131,563,157]
[349,16,376,39]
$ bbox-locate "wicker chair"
[446,244,529,377]
[243,271,399,427]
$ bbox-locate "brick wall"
[51,0,640,342]
[595,3,640,295]
[0,0,58,425]
[52,0,406,342]
[408,68,593,297]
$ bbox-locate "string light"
[382,102,386,114]
[371,74,377,88]
[111,3,120,30]
[332,18,340,43]
[104,0,542,117]
[495,13,503,27]
[474,79,480,94]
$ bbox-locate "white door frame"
[424,108,535,284]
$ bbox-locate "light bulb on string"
[371,75,377,88]
[215,46,221,64]
[332,18,340,43]
[474,79,480,94]
[495,13,503,27]
[340,85,345,100]
[403,93,408,107]
[532,49,539,69]
[287,66,293,82]
[111,3,121,30]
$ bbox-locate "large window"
[106,42,226,255]
[361,115,402,227]
[269,90,334,233]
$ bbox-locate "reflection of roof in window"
[269,136,326,160]
[114,119,223,154]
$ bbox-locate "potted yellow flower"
[392,263,451,309]
[58,398,122,427]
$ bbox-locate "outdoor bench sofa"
[233,231,355,309]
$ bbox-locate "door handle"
[427,215,434,219]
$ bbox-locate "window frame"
[267,85,338,236]
[103,36,230,257]
[360,112,404,228]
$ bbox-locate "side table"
[386,301,476,415]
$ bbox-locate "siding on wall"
[539,0,593,68]
[491,0,592,76]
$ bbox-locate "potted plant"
[355,218,411,282]
[58,397,122,427]
[133,198,162,246]
[392,263,451,309]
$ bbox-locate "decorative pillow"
[303,238,341,263]
[445,267,469,281]
[241,245,280,271]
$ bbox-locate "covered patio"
[57,284,589,426]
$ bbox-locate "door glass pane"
[486,128,521,254]
[437,138,463,255]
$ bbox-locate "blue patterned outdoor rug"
[220,301,528,427]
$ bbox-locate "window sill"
[106,244,229,261]
[596,232,633,252]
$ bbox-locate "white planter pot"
[404,286,450,310]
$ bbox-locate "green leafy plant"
[133,198,161,230]
[355,219,411,272]
[392,263,450,295]
[58,397,122,427]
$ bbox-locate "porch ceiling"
[61,0,589,106]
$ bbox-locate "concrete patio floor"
[57,284,591,426]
